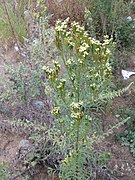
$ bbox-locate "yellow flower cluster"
[70,101,84,120]
[42,61,60,82]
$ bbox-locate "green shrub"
[117,108,135,158]
[4,62,43,104]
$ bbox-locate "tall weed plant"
[43,18,129,179]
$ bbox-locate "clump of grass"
[0,1,28,43]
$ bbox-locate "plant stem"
[2,0,20,51]
[76,120,80,180]
[75,64,82,180]
[61,51,76,91]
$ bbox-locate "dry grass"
[45,0,85,25]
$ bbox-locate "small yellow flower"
[51,107,61,118]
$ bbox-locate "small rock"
[18,139,32,151]
[127,16,133,22]
[32,38,39,46]
[115,114,120,118]
[18,140,35,161]
[0,48,4,57]
[32,100,44,110]
[14,44,19,52]
[0,105,12,116]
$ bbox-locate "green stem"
[60,51,76,91]
[51,81,72,122]
[75,64,81,180]
[61,96,72,121]
[77,67,81,102]
[76,120,80,180]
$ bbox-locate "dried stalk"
[2,0,21,51]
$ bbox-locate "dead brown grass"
[45,0,85,25]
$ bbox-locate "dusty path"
[0,131,23,164]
